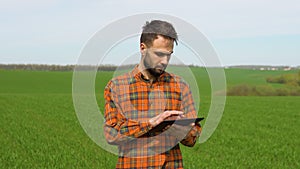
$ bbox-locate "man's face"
[141,35,174,77]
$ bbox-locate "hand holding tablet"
[149,117,204,133]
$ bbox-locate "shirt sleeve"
[103,81,153,145]
[180,123,202,147]
[179,81,202,147]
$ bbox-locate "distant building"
[227,65,298,71]
[271,67,278,70]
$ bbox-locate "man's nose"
[160,56,169,65]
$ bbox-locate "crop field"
[0,68,299,168]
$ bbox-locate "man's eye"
[155,52,170,57]
[154,52,165,57]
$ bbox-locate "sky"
[0,0,300,66]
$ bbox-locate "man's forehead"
[150,39,174,53]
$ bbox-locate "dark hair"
[140,20,178,47]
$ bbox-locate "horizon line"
[0,63,299,68]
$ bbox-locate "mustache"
[155,65,166,69]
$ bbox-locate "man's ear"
[140,43,146,55]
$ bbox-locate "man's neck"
[138,64,157,83]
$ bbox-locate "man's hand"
[148,110,184,127]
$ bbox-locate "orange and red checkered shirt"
[104,65,201,169]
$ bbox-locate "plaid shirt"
[104,65,201,169]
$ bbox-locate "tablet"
[162,117,204,126]
[149,117,204,133]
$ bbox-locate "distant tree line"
[0,64,75,71]
[0,64,204,71]
[0,64,135,71]
[266,70,300,87]
[227,84,300,96]
[227,65,300,70]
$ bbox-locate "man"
[104,20,201,169]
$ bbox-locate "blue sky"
[1,0,299,66]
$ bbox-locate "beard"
[143,53,166,78]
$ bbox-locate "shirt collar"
[130,64,168,83]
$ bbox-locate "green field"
[0,68,299,168]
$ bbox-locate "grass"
[0,94,117,168]
[225,68,299,87]
[182,96,299,168]
[0,68,299,168]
